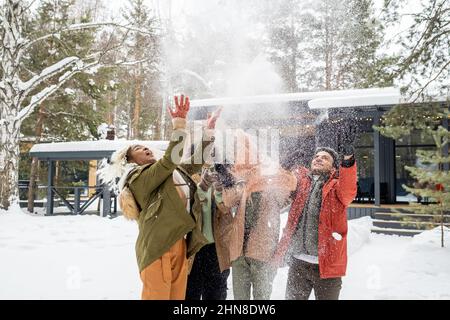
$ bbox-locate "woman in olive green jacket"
[115,95,220,300]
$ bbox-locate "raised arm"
[336,156,357,206]
[180,107,223,175]
[129,95,190,202]
[336,122,358,206]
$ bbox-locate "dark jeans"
[186,243,230,300]
[286,258,342,300]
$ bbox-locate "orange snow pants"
[140,238,188,300]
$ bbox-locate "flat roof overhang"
[190,87,401,109]
[29,140,169,161]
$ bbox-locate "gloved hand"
[338,120,358,157]
[199,167,218,191]
[214,163,236,189]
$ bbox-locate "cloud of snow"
[159,0,289,169]
[160,0,284,99]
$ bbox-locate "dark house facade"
[189,88,449,206]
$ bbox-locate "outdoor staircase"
[370,207,450,237]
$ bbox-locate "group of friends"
[107,94,358,300]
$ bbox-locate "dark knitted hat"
[314,147,339,168]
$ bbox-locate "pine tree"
[381,0,449,101]
[260,0,395,91]
[339,0,397,89]
[22,0,111,142]
[377,104,449,247]
[120,0,161,140]
[375,0,450,246]
[262,0,304,92]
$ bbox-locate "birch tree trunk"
[0,120,20,210]
[1,0,25,210]
[0,0,155,211]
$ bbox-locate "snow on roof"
[308,90,400,109]
[30,140,169,157]
[190,87,401,109]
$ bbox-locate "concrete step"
[371,207,418,214]
[371,227,423,237]
[372,219,450,230]
[373,212,450,223]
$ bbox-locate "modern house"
[189,87,449,235]
[27,87,449,235]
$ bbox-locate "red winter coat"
[272,163,357,279]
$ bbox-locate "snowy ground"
[0,206,449,300]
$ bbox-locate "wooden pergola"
[29,140,168,217]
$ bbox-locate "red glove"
[167,95,190,119]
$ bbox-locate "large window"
[354,132,374,203]
[395,130,436,202]
[355,148,375,202]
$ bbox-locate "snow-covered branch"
[410,59,450,103]
[16,84,59,121]
[15,61,92,122]
[19,56,80,98]
[111,58,152,67]
[24,22,156,50]
[15,57,152,123]
[0,90,6,104]
[22,0,39,14]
